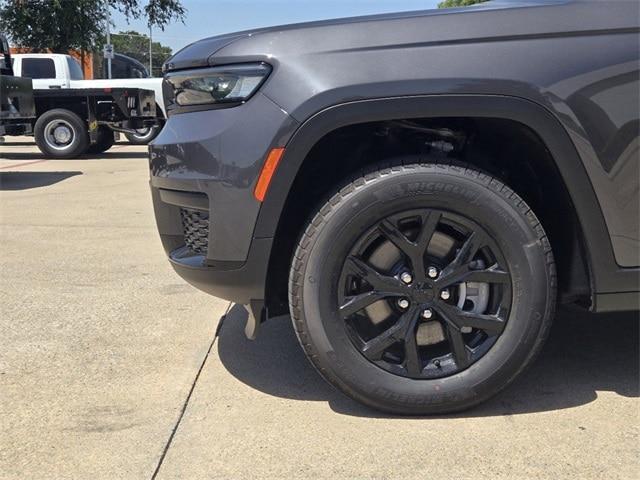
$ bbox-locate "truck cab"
[11,53,84,89]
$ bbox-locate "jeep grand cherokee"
[149,0,640,414]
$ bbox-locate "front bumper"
[149,92,297,303]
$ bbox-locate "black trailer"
[0,35,35,137]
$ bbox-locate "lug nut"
[440,289,451,300]
[421,309,433,319]
[400,272,413,284]
[397,298,410,309]
[427,266,439,279]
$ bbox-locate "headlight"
[163,63,271,113]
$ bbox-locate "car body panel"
[211,0,640,268]
[150,92,297,261]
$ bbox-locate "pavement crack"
[150,301,232,479]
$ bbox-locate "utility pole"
[149,25,153,76]
[106,1,112,79]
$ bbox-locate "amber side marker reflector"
[254,147,285,202]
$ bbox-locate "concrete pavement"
[0,138,228,478]
[1,137,638,479]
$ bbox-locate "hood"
[163,0,560,72]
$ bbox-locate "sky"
[113,0,441,53]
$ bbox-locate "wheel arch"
[256,94,620,313]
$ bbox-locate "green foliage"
[111,30,172,76]
[0,0,186,53]
[438,0,488,8]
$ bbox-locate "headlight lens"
[164,63,271,111]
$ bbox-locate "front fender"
[254,93,630,295]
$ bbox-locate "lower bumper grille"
[180,208,209,256]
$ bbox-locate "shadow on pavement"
[0,151,148,160]
[217,304,639,418]
[0,171,82,190]
[0,141,33,146]
[78,152,148,160]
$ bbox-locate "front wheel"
[289,163,556,414]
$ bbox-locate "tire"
[34,108,89,159]
[289,162,556,415]
[124,124,161,145]
[86,126,115,154]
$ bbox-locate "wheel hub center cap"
[53,126,71,144]
[411,283,436,303]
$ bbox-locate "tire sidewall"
[34,109,88,159]
[295,165,552,413]
[124,125,160,145]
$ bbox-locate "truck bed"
[69,77,164,116]
[33,87,156,119]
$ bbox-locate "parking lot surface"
[1,137,638,479]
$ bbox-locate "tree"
[438,0,488,7]
[111,30,172,76]
[0,0,186,53]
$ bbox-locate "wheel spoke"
[403,321,423,376]
[339,291,395,319]
[379,219,415,257]
[445,324,470,369]
[361,307,417,360]
[378,211,441,280]
[458,311,505,335]
[436,230,499,288]
[344,256,406,294]
[463,264,509,284]
[438,262,509,288]
[449,231,485,270]
[436,302,506,335]
[415,211,441,252]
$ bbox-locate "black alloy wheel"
[338,209,511,380]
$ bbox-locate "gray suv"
[149,0,640,414]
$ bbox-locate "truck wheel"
[34,109,89,159]
[124,125,161,145]
[289,162,556,414]
[86,126,115,154]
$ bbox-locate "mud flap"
[244,299,266,340]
